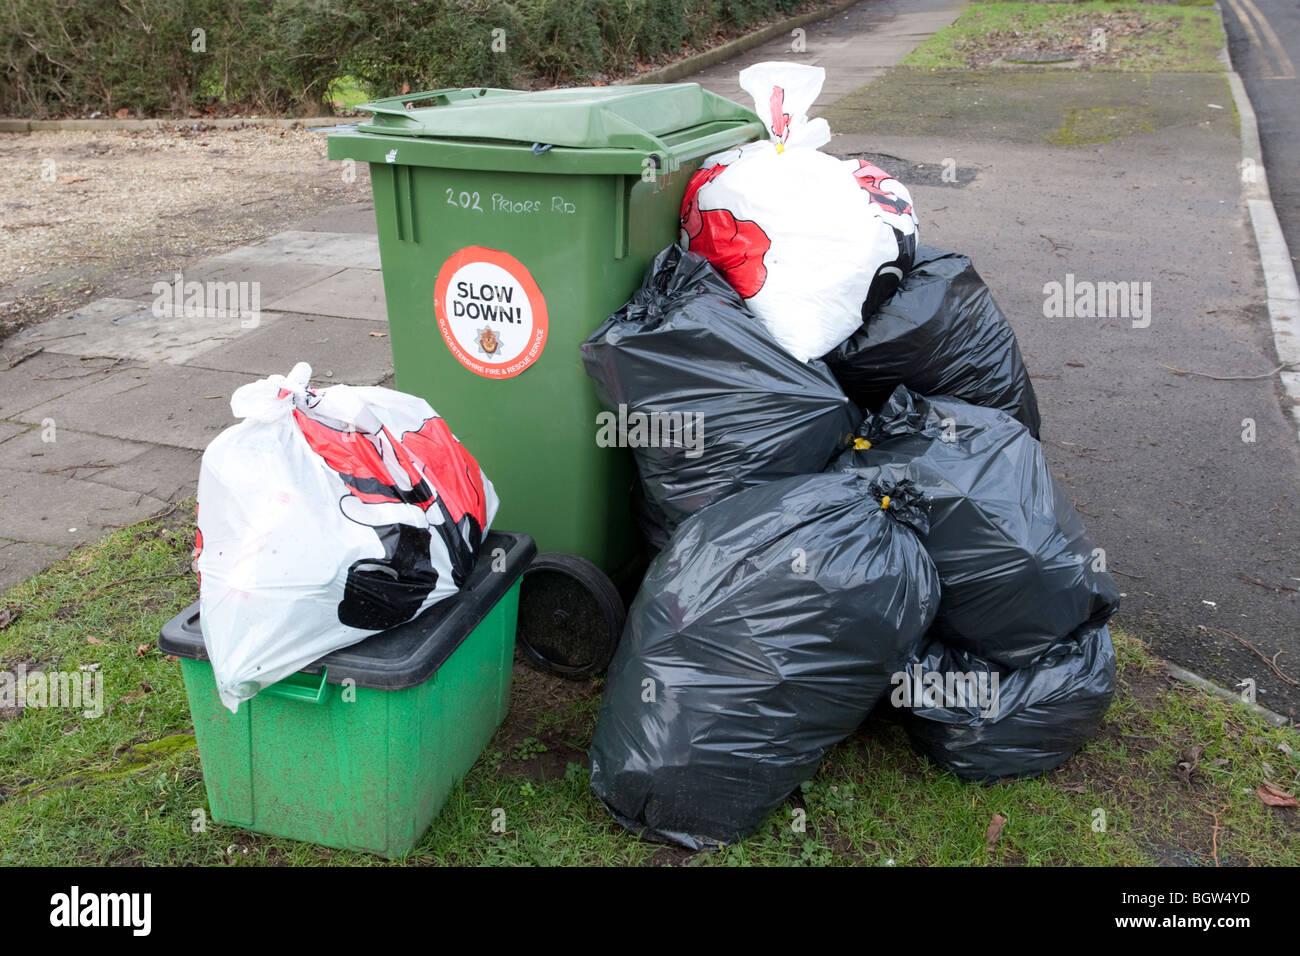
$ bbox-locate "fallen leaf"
[1257,783,1298,808]
[1175,744,1204,783]
[86,635,105,645]
[58,175,89,185]
[165,654,179,662]
[136,644,149,657]
[0,607,19,629]
[368,332,387,338]
[985,812,1007,849]
[140,680,153,693]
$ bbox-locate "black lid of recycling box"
[159,530,536,691]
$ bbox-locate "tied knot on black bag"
[866,477,929,536]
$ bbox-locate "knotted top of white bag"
[230,361,389,440]
[739,62,832,152]
[229,360,314,422]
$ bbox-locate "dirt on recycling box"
[327,85,766,585]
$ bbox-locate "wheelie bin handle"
[661,120,767,170]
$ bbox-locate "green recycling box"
[328,86,764,581]
[159,531,535,858]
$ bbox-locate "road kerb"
[1165,661,1293,728]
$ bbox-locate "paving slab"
[0,352,124,421]
[213,230,382,270]
[266,268,388,322]
[0,467,168,548]
[15,365,248,451]
[83,444,202,503]
[0,427,153,479]
[0,430,197,531]
[0,540,65,598]
[113,257,346,304]
[11,297,285,365]
[187,313,394,385]
[292,200,377,234]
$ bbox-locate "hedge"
[0,0,819,118]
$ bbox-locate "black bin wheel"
[516,553,625,679]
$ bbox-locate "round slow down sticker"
[434,246,549,379]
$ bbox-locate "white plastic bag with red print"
[195,362,498,712]
[680,62,920,362]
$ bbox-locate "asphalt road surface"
[1221,0,1300,262]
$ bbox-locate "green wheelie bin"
[328,85,764,676]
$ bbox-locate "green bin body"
[328,86,764,581]
[158,531,535,858]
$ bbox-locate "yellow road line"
[1225,0,1264,50]
[1230,0,1298,79]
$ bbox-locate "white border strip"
[1217,3,1300,440]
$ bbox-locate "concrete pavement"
[0,215,388,590]
[684,0,966,109]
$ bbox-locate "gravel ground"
[0,123,368,345]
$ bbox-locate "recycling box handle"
[262,668,330,705]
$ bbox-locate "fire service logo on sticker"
[434,246,549,379]
[475,327,500,356]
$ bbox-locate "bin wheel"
[516,553,625,679]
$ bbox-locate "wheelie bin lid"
[327,84,766,175]
[158,530,536,691]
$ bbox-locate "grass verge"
[902,1,1225,72]
[1,503,1296,865]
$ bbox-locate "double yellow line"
[1224,0,1296,79]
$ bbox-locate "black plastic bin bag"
[589,472,940,849]
[831,387,1118,669]
[582,245,860,552]
[895,623,1116,782]
[826,245,1041,437]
